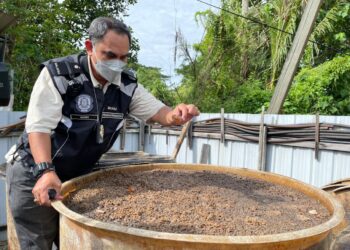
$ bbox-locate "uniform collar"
[88,56,121,89]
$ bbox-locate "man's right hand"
[32,171,63,207]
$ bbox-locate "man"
[5,17,199,249]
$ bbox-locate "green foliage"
[259,0,304,84]
[177,2,263,112]
[1,0,78,110]
[1,0,138,111]
[3,0,349,114]
[176,0,350,114]
[283,55,350,115]
[62,0,137,40]
[224,79,272,113]
[62,0,140,61]
[304,0,350,66]
[130,64,176,107]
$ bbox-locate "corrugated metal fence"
[1,111,350,239]
[2,111,350,186]
[141,113,350,188]
[0,111,25,240]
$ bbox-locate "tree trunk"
[241,0,249,80]
[242,0,249,15]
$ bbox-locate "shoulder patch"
[50,61,82,77]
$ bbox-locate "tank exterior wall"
[59,215,330,250]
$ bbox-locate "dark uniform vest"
[15,54,138,181]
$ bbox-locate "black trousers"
[6,160,59,250]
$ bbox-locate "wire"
[196,0,350,54]
[199,0,294,36]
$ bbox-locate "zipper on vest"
[52,127,70,161]
[93,86,104,144]
[104,119,124,152]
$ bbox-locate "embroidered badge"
[75,94,94,113]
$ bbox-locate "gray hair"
[88,17,131,45]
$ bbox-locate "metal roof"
[0,12,17,34]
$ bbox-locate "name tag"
[102,112,124,120]
[70,114,98,120]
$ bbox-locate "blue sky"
[124,0,217,85]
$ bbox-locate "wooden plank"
[258,107,266,171]
[261,126,267,171]
[315,113,320,160]
[0,13,17,34]
[171,121,192,160]
[165,129,169,145]
[138,129,350,153]
[199,144,210,164]
[120,120,126,151]
[267,0,324,114]
[0,131,22,138]
[187,121,193,149]
[138,121,145,151]
[278,141,350,152]
[147,124,152,145]
[220,108,225,143]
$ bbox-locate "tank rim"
[52,163,346,244]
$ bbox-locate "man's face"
[86,30,130,66]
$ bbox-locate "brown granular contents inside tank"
[65,169,331,236]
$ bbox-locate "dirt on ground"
[65,169,331,236]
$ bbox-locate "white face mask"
[93,47,127,83]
